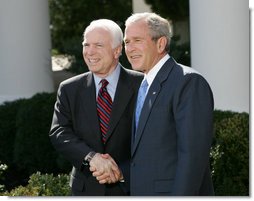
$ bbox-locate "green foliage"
[145,0,189,21]
[49,0,132,74]
[0,93,71,191]
[213,110,237,124]
[0,162,7,192]
[2,172,70,196]
[211,110,249,195]
[13,93,71,174]
[170,36,190,66]
[0,99,31,189]
[0,99,25,165]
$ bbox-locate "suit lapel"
[132,57,176,156]
[104,67,134,143]
[78,73,103,147]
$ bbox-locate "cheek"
[83,49,87,58]
[124,46,131,55]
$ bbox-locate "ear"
[156,36,167,53]
[114,45,123,59]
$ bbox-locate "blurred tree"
[49,0,132,74]
[145,0,189,21]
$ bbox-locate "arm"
[172,74,214,195]
[49,84,92,170]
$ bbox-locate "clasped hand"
[89,153,123,184]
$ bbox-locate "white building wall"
[133,0,151,13]
[0,0,54,104]
[251,1,254,118]
[190,0,249,113]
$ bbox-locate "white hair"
[83,19,123,48]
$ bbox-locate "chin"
[130,63,138,69]
[132,66,142,72]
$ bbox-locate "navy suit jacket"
[130,57,214,196]
[49,65,143,195]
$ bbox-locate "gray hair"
[83,19,123,48]
[125,12,172,52]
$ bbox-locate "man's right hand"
[89,153,122,184]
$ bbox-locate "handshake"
[88,153,123,184]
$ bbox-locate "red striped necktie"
[97,79,112,143]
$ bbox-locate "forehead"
[84,27,111,42]
[124,20,150,38]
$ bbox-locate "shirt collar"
[93,63,120,88]
[93,63,120,100]
[145,54,170,86]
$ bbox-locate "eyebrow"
[82,42,104,46]
[124,36,143,41]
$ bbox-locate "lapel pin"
[153,92,156,95]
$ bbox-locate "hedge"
[2,172,70,196]
[13,92,67,174]
[0,93,71,190]
[211,110,249,195]
[0,93,249,195]
[0,99,25,165]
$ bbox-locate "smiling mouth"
[88,58,100,64]
[130,55,141,59]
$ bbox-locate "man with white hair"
[49,19,143,195]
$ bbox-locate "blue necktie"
[135,79,148,130]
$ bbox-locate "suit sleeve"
[118,160,130,194]
[49,83,92,170]
[171,73,214,195]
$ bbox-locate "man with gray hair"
[124,12,214,196]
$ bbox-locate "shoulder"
[121,66,144,77]
[173,63,213,97]
[118,65,144,90]
[179,64,210,86]
[120,66,144,82]
[179,64,199,75]
[58,72,91,90]
[164,58,212,90]
[171,61,207,83]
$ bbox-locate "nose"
[84,46,96,56]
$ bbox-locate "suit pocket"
[154,179,173,193]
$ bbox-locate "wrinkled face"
[124,20,160,74]
[83,27,121,78]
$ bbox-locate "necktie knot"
[140,79,148,90]
[100,79,109,89]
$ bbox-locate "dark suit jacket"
[130,57,214,196]
[49,65,143,195]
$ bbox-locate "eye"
[96,43,103,48]
[124,40,129,45]
[83,43,89,47]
